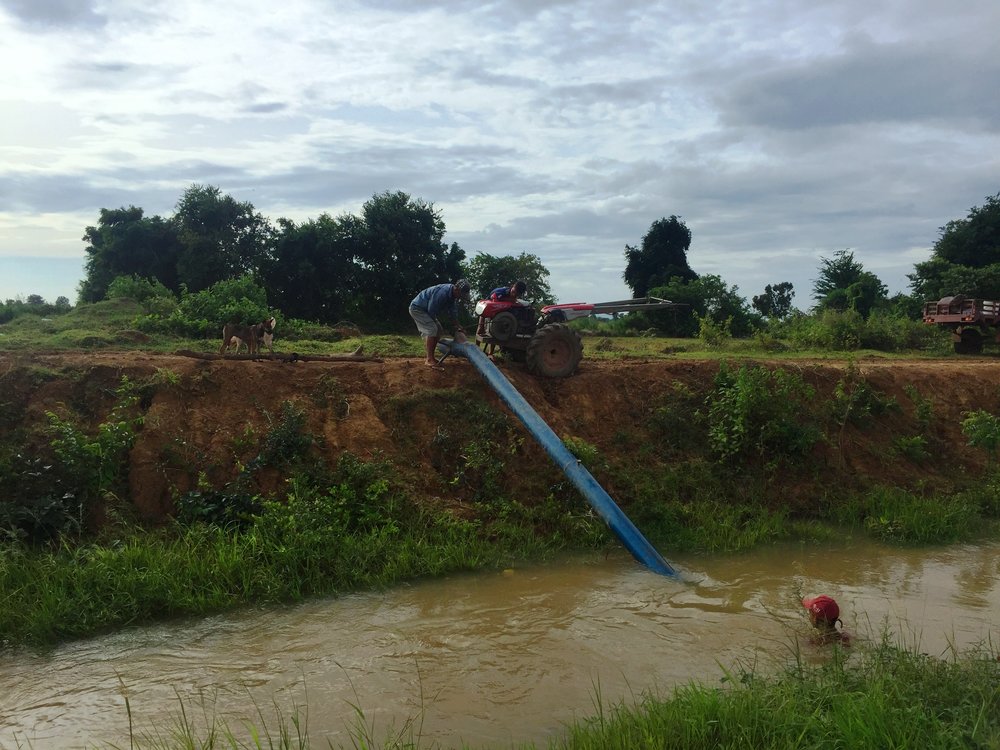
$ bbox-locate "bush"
[773,309,941,352]
[106,275,176,307]
[706,363,821,468]
[0,379,143,541]
[159,276,272,338]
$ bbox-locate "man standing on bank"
[409,279,471,369]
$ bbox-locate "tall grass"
[553,636,1000,749]
[0,497,563,647]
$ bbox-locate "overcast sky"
[1,0,997,309]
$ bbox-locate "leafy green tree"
[812,250,887,318]
[623,216,697,297]
[174,185,275,293]
[886,292,923,319]
[909,193,1000,301]
[647,274,759,337]
[812,249,864,301]
[261,215,363,323]
[351,191,465,329]
[909,257,1000,301]
[463,252,555,304]
[928,193,1000,267]
[752,282,795,319]
[79,206,182,302]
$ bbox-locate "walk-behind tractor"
[473,296,685,377]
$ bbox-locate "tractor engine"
[476,299,537,344]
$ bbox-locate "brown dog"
[220,317,275,355]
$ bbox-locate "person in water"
[802,594,850,645]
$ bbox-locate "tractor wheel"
[488,311,519,343]
[955,329,984,354]
[526,323,583,378]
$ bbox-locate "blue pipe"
[438,339,678,577]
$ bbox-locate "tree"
[752,282,795,320]
[262,215,362,323]
[812,250,865,301]
[79,207,182,302]
[351,191,465,329]
[463,252,555,305]
[647,274,760,337]
[812,250,887,318]
[173,185,275,293]
[909,193,1000,301]
[623,216,697,297]
[928,193,1000,267]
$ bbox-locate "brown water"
[2,538,998,749]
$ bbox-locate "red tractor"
[474,296,684,377]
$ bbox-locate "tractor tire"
[955,329,984,354]
[488,311,519,343]
[526,323,583,378]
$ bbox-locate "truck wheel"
[526,323,583,377]
[955,329,984,354]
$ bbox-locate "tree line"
[618,194,1000,337]
[7,185,1000,337]
[74,184,560,332]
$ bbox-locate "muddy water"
[2,539,999,749]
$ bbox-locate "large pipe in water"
[438,338,678,577]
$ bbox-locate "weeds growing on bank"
[552,636,1000,750]
[0,469,580,646]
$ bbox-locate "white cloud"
[1,0,997,306]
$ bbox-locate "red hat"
[802,595,840,623]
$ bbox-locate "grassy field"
[0,296,960,359]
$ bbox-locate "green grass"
[550,636,1000,750]
[0,296,966,361]
[0,447,600,648]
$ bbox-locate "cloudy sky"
[1,0,997,309]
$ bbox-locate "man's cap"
[454,279,471,298]
[802,595,840,622]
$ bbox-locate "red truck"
[922,296,1000,354]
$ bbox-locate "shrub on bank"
[772,309,943,352]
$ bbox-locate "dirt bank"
[3,350,998,521]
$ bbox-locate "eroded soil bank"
[2,350,998,524]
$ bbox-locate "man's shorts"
[409,305,444,338]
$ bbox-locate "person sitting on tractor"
[490,279,527,302]
[477,281,528,357]
[409,279,471,369]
